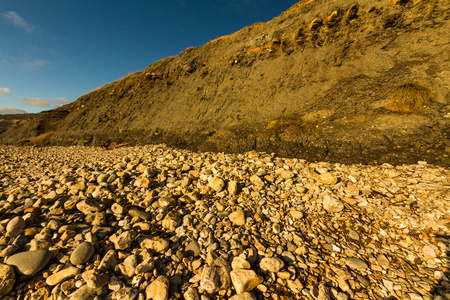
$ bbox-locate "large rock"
[230,269,263,294]
[6,250,52,275]
[200,257,231,293]
[146,275,169,300]
[0,264,15,298]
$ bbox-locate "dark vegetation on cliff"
[1,0,449,166]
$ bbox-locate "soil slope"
[1,0,449,166]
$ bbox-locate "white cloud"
[0,87,10,95]
[1,11,35,33]
[0,106,26,114]
[54,97,69,106]
[22,59,49,70]
[20,96,51,107]
[19,96,70,108]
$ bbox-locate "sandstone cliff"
[1,0,449,166]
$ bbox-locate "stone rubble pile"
[0,145,448,300]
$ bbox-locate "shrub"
[387,82,432,113]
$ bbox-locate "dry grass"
[387,82,432,113]
[20,131,55,146]
[207,22,264,45]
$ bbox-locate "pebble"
[70,241,95,265]
[229,210,246,226]
[322,194,344,213]
[6,216,26,234]
[185,240,201,257]
[318,172,338,185]
[0,145,447,299]
[128,208,150,221]
[146,275,169,300]
[46,266,80,286]
[345,258,368,270]
[260,257,285,272]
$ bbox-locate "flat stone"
[46,266,80,286]
[0,264,15,298]
[6,216,26,233]
[345,257,368,269]
[146,275,169,300]
[6,250,52,275]
[128,208,150,221]
[260,257,285,273]
[229,210,246,226]
[290,210,303,219]
[70,242,95,265]
[158,197,176,207]
[408,293,424,300]
[230,269,263,294]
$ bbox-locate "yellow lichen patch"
[247,47,261,54]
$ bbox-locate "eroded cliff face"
[2,0,449,166]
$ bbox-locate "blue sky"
[0,0,298,114]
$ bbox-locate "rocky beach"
[0,145,448,299]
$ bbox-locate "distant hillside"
[1,0,449,166]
